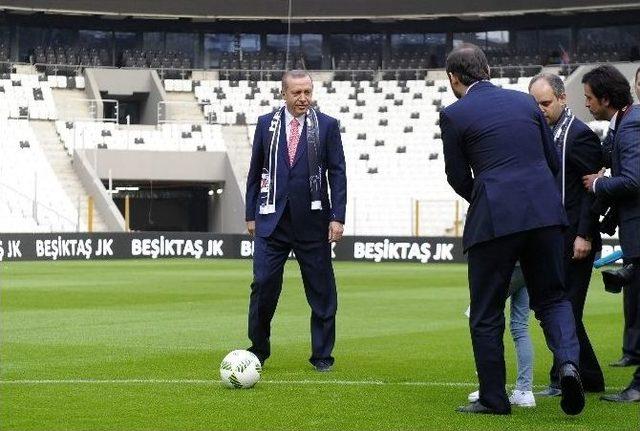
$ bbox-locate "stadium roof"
[1,0,640,20]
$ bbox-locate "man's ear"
[558,92,567,105]
[448,72,459,86]
[601,96,611,108]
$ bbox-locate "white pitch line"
[0,379,626,391]
[0,378,477,387]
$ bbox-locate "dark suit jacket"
[246,109,347,242]
[595,105,640,258]
[560,117,603,251]
[440,81,567,251]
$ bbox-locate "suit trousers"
[548,246,604,391]
[623,258,640,360]
[467,226,580,413]
[248,205,337,366]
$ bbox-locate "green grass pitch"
[1,259,638,430]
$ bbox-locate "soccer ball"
[219,350,262,389]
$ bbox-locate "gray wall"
[73,150,126,232]
[84,68,166,124]
[566,62,640,124]
[83,149,246,234]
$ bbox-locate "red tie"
[288,118,300,166]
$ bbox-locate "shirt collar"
[609,111,618,131]
[551,106,570,128]
[465,80,488,95]
[284,107,306,127]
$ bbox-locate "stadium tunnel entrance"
[104,180,224,232]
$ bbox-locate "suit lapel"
[278,117,290,171]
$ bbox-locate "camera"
[602,263,635,294]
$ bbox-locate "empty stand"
[0,73,58,120]
[0,118,78,232]
[55,121,225,153]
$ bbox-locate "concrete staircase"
[30,120,109,232]
[52,88,93,121]
[163,91,206,123]
[222,125,251,198]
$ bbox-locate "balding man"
[529,73,605,397]
[245,70,347,372]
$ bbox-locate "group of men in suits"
[242,50,640,417]
[440,44,640,415]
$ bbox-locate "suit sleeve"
[538,110,560,176]
[327,118,347,224]
[595,120,640,200]
[245,120,264,222]
[567,126,603,237]
[440,111,473,202]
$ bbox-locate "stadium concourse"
[0,66,619,237]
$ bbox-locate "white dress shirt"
[593,112,618,193]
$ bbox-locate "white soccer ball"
[219,350,262,389]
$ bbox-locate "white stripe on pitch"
[0,378,475,387]
[0,379,625,391]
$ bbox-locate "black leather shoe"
[456,401,510,415]
[314,360,332,372]
[600,387,640,403]
[583,383,605,393]
[609,356,640,367]
[535,387,562,397]
[559,363,585,415]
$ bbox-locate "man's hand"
[247,221,256,237]
[582,168,606,192]
[328,221,344,243]
[572,236,592,260]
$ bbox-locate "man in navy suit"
[440,44,583,415]
[528,73,605,396]
[581,65,640,403]
[245,70,346,372]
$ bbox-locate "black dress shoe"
[456,401,510,415]
[583,383,605,393]
[609,356,640,367]
[314,360,333,372]
[600,387,640,403]
[559,363,585,415]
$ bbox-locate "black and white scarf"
[259,106,323,214]
[552,106,575,204]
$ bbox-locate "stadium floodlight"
[115,186,140,191]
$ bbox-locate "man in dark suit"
[528,73,605,396]
[599,66,640,370]
[245,70,347,372]
[581,65,640,403]
[440,44,583,415]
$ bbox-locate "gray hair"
[281,70,312,90]
[529,73,565,97]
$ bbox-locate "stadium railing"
[26,63,549,82]
[0,181,79,232]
